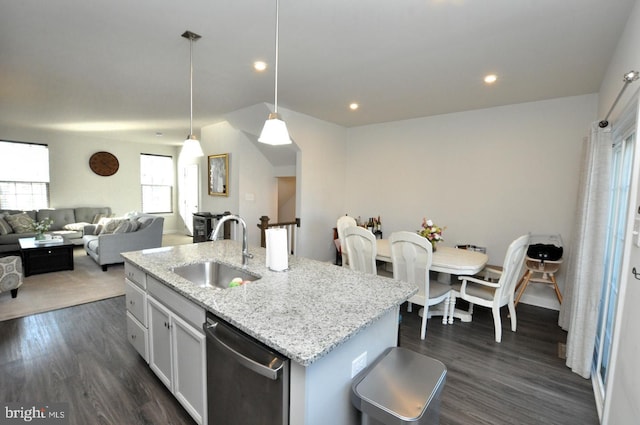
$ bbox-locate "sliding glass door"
[592,128,635,410]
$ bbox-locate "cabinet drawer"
[125,262,146,289]
[147,276,205,330]
[126,311,149,363]
[125,279,147,325]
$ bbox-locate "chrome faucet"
[211,214,253,267]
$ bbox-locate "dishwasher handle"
[205,320,284,381]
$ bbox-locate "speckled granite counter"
[121,240,416,366]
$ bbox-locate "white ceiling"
[0,0,635,146]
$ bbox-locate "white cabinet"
[148,296,173,387]
[147,281,207,425]
[125,262,148,362]
[124,260,207,425]
[171,310,207,421]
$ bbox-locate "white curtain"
[558,123,612,378]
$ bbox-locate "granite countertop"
[121,240,417,366]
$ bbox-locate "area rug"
[0,247,125,321]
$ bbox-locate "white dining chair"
[450,234,530,343]
[344,226,377,274]
[389,231,451,339]
[337,215,357,266]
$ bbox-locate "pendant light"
[258,0,292,145]
[182,30,204,157]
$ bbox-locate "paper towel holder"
[266,227,290,272]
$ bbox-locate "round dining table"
[375,239,489,322]
[376,239,488,275]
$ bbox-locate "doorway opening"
[277,176,296,222]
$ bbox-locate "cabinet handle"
[204,320,284,380]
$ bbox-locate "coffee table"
[19,237,74,276]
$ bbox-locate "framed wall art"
[208,153,229,196]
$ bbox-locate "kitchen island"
[122,240,417,425]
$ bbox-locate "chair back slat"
[495,234,530,302]
[344,226,377,274]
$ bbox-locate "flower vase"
[431,241,437,252]
[35,233,45,241]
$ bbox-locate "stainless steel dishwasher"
[204,312,290,425]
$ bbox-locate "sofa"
[83,213,164,271]
[0,207,112,254]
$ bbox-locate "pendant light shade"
[259,0,292,145]
[183,134,204,158]
[182,30,204,157]
[259,113,292,145]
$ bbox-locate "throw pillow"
[99,218,127,235]
[0,216,13,235]
[113,219,140,234]
[94,217,112,235]
[92,213,114,224]
[5,213,35,234]
[136,216,154,230]
[63,222,91,231]
[123,211,141,219]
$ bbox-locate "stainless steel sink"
[171,261,260,289]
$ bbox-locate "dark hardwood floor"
[0,297,194,425]
[400,302,599,425]
[0,296,598,425]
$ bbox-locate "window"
[141,154,173,214]
[0,141,50,210]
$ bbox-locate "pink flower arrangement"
[419,218,445,249]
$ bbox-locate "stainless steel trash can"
[351,347,447,425]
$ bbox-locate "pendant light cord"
[274,0,280,114]
[189,36,194,135]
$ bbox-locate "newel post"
[258,216,270,248]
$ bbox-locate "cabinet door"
[147,296,173,390]
[126,311,148,362]
[172,314,207,425]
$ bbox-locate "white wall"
[216,103,348,261]
[282,108,348,260]
[199,120,277,247]
[345,94,597,309]
[1,126,182,232]
[598,0,640,121]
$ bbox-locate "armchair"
[0,256,23,298]
[449,234,530,342]
[343,226,377,274]
[389,231,451,339]
[336,215,357,266]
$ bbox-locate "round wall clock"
[89,151,119,176]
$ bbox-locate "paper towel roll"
[266,228,289,271]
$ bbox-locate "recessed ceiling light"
[155,132,163,137]
[349,102,359,110]
[484,74,498,84]
[254,61,267,72]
